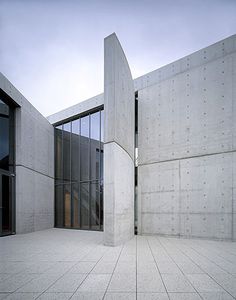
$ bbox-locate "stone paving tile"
[186,274,224,292]
[17,274,61,293]
[68,262,96,274]
[46,273,86,293]
[0,229,236,298]
[46,262,76,274]
[137,293,169,300]
[71,292,104,300]
[209,273,236,297]
[104,292,136,300]
[37,293,73,300]
[0,273,38,293]
[77,274,111,292]
[157,261,182,274]
[137,272,166,293]
[176,261,204,274]
[91,262,116,274]
[0,294,8,300]
[3,293,40,300]
[107,273,136,292]
[0,275,11,283]
[168,293,202,300]
[0,262,27,274]
[162,274,195,293]
[137,262,158,273]
[200,292,235,300]
[22,262,55,274]
[71,292,105,300]
[114,262,136,274]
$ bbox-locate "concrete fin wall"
[104,33,135,246]
[0,73,54,233]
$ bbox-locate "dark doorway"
[0,173,14,235]
[0,97,15,236]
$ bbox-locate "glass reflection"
[55,125,63,180]
[71,119,80,182]
[63,122,71,182]
[64,184,71,227]
[54,108,104,231]
[81,183,89,229]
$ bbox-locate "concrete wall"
[137,34,236,240]
[104,33,135,246]
[47,94,104,125]
[0,73,54,233]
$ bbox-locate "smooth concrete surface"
[0,229,236,300]
[139,153,234,240]
[134,34,236,91]
[104,33,135,246]
[47,94,104,125]
[0,73,54,233]
[104,142,134,246]
[104,33,135,160]
[137,34,236,240]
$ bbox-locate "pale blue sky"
[0,0,236,116]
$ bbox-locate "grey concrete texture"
[137,34,236,241]
[139,152,236,240]
[0,73,54,233]
[0,229,236,300]
[104,142,134,246]
[104,33,135,246]
[47,93,104,125]
[104,33,135,160]
[134,34,236,91]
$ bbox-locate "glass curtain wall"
[55,108,104,231]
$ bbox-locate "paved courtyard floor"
[0,229,236,300]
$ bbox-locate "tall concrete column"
[104,33,135,246]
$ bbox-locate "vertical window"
[71,119,80,182]
[80,116,89,181]
[63,122,71,182]
[55,125,63,181]
[54,108,104,231]
[90,112,100,180]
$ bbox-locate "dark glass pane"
[55,184,63,227]
[54,109,104,232]
[72,183,80,228]
[55,126,63,180]
[90,143,100,180]
[71,119,80,182]
[63,122,71,182]
[90,112,100,141]
[0,116,9,171]
[90,182,100,230]
[101,110,104,142]
[1,175,11,233]
[63,122,71,132]
[100,148,103,181]
[100,180,103,229]
[64,184,71,227]
[81,183,89,229]
[90,112,100,180]
[81,115,89,138]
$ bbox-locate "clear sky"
[1,0,236,116]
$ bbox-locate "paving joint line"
[102,242,126,300]
[165,237,236,300]
[146,236,171,300]
[156,236,204,300]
